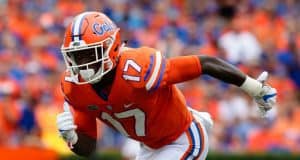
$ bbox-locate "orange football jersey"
[61,47,202,149]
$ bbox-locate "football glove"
[240,71,277,117]
[56,101,78,148]
[254,72,277,117]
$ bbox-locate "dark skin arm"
[71,132,96,157]
[69,70,118,157]
[70,71,117,157]
[199,55,246,86]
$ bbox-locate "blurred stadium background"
[0,0,300,159]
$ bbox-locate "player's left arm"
[199,55,277,116]
[165,55,276,116]
[199,55,246,86]
[125,49,276,115]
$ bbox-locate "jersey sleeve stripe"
[145,51,162,91]
[144,54,154,81]
[152,58,166,91]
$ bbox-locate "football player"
[56,12,277,160]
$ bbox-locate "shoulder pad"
[118,47,166,91]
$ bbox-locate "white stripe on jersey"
[146,51,162,91]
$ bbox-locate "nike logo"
[263,93,277,102]
[124,103,134,108]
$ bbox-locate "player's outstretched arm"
[199,55,246,86]
[199,55,277,116]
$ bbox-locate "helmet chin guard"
[79,68,95,82]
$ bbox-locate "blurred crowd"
[0,0,300,157]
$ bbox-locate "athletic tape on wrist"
[240,76,263,97]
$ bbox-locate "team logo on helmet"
[93,22,116,35]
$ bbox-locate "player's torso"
[62,47,192,148]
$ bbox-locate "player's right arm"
[56,101,97,157]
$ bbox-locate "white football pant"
[135,108,213,160]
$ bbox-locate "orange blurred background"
[0,0,300,159]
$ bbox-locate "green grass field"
[60,151,300,160]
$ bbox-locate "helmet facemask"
[61,35,116,84]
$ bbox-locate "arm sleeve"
[122,47,202,91]
[145,55,202,91]
[72,106,97,139]
[164,55,202,85]
[61,73,97,139]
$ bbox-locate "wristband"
[240,76,262,97]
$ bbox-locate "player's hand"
[254,72,277,117]
[56,101,78,148]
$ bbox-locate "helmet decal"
[72,12,90,42]
[93,21,116,36]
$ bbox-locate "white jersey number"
[122,60,141,82]
[101,108,146,137]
